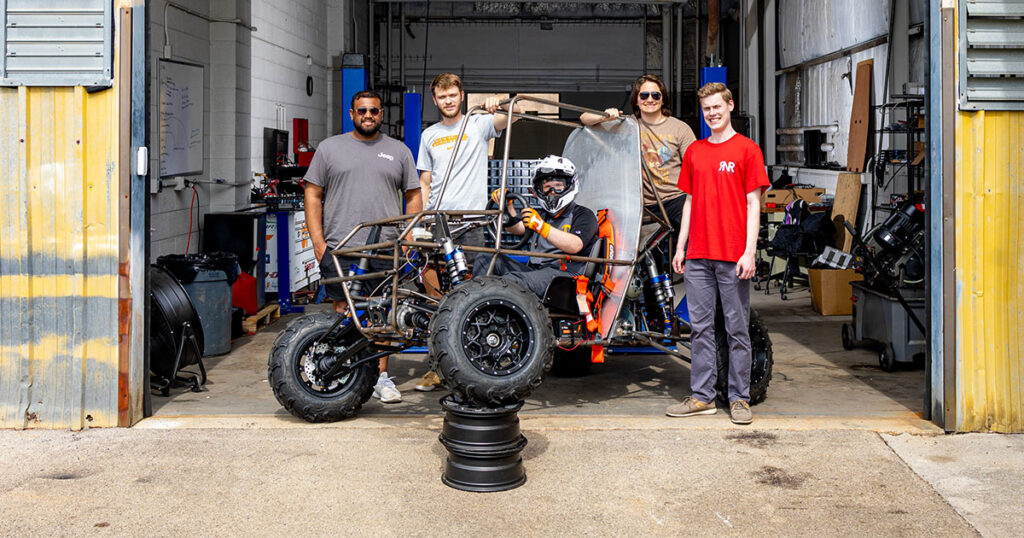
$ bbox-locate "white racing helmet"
[530,155,579,215]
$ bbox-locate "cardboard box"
[809,268,864,316]
[762,187,826,211]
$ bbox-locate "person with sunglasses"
[580,74,696,234]
[472,155,598,299]
[303,90,422,404]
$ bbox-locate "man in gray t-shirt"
[417,73,518,212]
[306,127,419,250]
[304,90,422,404]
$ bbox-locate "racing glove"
[490,188,513,208]
[521,208,551,238]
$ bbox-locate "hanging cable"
[185,183,197,253]
[193,183,202,251]
[421,0,430,91]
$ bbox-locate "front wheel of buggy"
[429,277,554,406]
[268,312,378,422]
[715,309,774,405]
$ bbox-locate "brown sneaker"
[414,370,441,392]
[729,400,753,424]
[666,396,717,417]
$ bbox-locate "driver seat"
[542,236,607,315]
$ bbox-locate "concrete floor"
[150,285,932,430]
[0,427,982,536]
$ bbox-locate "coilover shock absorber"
[644,254,675,334]
[441,238,469,285]
[434,218,468,286]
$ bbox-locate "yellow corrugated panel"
[955,109,1024,432]
[0,84,120,429]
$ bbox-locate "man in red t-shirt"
[666,82,770,425]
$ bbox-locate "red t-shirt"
[677,134,770,262]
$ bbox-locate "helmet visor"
[540,177,568,195]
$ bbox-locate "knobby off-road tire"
[268,312,377,422]
[429,276,554,406]
[715,309,774,405]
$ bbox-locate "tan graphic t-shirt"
[638,116,697,206]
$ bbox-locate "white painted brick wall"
[147,0,341,262]
[250,0,329,174]
[149,0,213,261]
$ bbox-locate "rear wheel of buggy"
[429,277,554,406]
[268,312,378,422]
[715,309,774,405]
[551,346,592,377]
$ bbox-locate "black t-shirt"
[528,202,598,274]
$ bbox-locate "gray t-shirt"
[417,113,498,210]
[304,133,419,248]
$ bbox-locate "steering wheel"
[484,191,531,251]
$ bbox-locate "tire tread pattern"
[715,309,774,405]
[429,277,554,406]
[267,312,377,422]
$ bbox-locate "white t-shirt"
[416,114,498,210]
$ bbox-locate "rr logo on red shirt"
[718,161,736,173]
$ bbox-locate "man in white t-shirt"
[414,72,518,391]
[417,73,519,218]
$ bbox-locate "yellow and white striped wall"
[0,0,143,429]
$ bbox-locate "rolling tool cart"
[843,282,926,371]
[840,202,928,371]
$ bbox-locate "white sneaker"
[373,372,402,403]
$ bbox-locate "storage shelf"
[871,97,926,220]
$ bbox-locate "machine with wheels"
[267,97,774,421]
[840,202,928,371]
[842,282,926,371]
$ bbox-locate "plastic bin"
[158,253,239,356]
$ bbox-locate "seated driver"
[473,155,598,297]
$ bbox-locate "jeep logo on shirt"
[378,152,394,161]
[718,161,736,173]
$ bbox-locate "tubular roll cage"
[321,95,678,341]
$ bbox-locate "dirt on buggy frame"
[268,96,773,422]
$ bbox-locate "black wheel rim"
[293,333,359,398]
[460,299,535,376]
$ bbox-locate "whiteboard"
[159,59,204,177]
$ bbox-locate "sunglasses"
[356,107,381,117]
[638,91,662,101]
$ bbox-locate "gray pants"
[684,259,751,403]
[472,253,564,298]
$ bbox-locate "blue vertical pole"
[276,211,304,314]
[699,66,728,139]
[341,67,367,134]
[404,92,422,159]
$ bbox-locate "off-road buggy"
[268,97,774,422]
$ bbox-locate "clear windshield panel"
[562,117,642,339]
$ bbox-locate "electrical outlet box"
[172,178,187,191]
